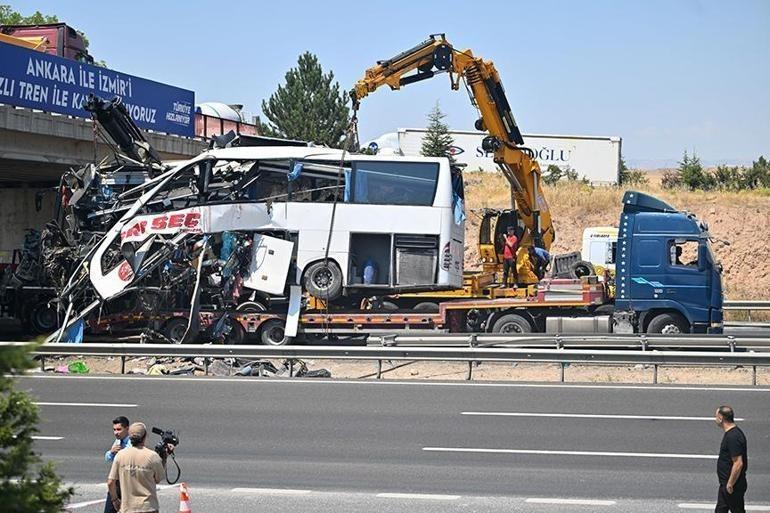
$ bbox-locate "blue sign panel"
[0,41,195,137]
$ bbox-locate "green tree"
[0,344,73,512]
[662,150,715,190]
[618,156,649,186]
[542,164,587,185]
[258,52,350,148]
[420,102,455,162]
[742,156,770,189]
[0,4,58,25]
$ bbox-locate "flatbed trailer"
[87,277,608,344]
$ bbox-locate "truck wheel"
[162,318,190,344]
[413,302,440,313]
[260,318,293,346]
[29,301,58,334]
[646,312,689,334]
[570,260,595,279]
[304,261,343,301]
[492,313,532,334]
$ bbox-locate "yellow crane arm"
[351,34,554,251]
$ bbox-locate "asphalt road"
[18,375,770,512]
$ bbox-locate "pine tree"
[420,102,455,162]
[258,52,350,148]
[0,344,73,512]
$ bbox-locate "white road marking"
[64,483,178,510]
[20,374,770,393]
[376,493,460,500]
[35,402,138,407]
[32,435,63,440]
[679,504,770,511]
[423,447,718,459]
[526,498,616,506]
[232,487,311,495]
[462,412,745,421]
[64,498,106,510]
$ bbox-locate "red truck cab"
[0,23,93,63]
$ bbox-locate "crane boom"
[351,34,554,252]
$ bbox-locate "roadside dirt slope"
[463,172,770,301]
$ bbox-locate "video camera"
[151,426,179,460]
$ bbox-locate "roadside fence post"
[120,356,126,375]
[376,360,382,379]
[653,364,658,384]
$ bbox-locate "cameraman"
[107,423,173,513]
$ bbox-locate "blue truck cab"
[613,191,723,334]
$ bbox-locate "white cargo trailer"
[368,128,622,185]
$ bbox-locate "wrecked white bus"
[57,143,465,337]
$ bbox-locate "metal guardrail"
[368,333,770,350]
[3,341,769,385]
[724,300,770,322]
[723,300,770,311]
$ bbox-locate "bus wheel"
[162,318,190,344]
[646,313,689,334]
[413,302,440,313]
[492,313,532,334]
[260,319,293,346]
[237,301,267,313]
[304,261,343,301]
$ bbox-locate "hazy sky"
[10,0,770,165]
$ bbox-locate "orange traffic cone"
[178,482,192,513]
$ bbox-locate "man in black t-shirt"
[714,405,748,513]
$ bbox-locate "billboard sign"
[0,41,194,137]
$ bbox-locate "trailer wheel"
[413,302,440,313]
[304,261,343,301]
[492,313,532,334]
[222,318,245,345]
[570,260,595,279]
[162,318,190,344]
[260,318,293,346]
[29,301,58,334]
[646,312,689,334]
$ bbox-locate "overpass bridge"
[0,104,206,261]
